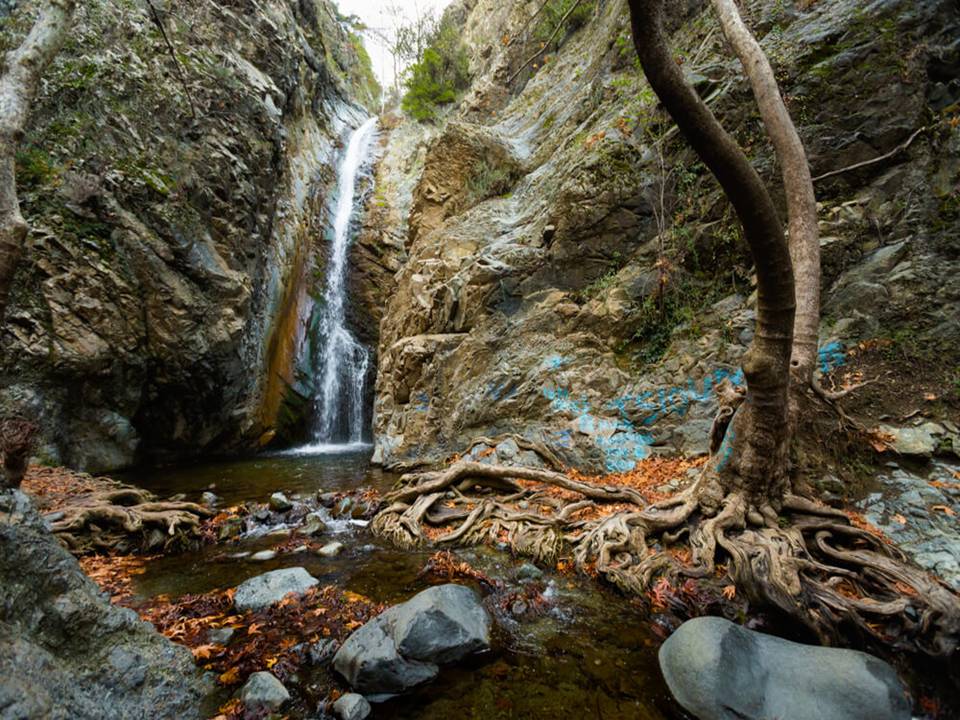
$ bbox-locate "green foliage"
[349,32,382,110]
[401,15,470,123]
[533,0,595,45]
[464,160,515,205]
[629,275,727,366]
[15,147,58,189]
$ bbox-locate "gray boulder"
[333,584,491,695]
[659,617,911,720]
[392,584,491,663]
[0,491,211,719]
[234,567,318,612]
[332,692,372,720]
[239,671,289,712]
[332,607,439,694]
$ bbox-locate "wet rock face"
[659,617,911,720]
[857,461,960,590]
[0,491,211,719]
[0,0,377,471]
[370,0,960,472]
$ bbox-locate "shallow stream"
[125,449,684,719]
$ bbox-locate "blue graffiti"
[597,431,655,472]
[605,367,745,427]
[542,355,570,371]
[818,342,846,375]
[715,426,736,472]
[543,386,591,415]
[486,381,519,401]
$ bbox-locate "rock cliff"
[371,0,960,472]
[0,0,379,469]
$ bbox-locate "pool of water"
[121,451,685,719]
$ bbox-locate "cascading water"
[304,117,378,451]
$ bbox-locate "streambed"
[124,450,683,719]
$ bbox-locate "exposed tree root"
[25,473,214,555]
[372,459,960,659]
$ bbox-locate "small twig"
[507,0,585,84]
[812,126,927,182]
[144,0,198,119]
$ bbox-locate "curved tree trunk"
[627,0,796,503]
[709,0,820,383]
[0,0,76,322]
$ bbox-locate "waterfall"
[306,117,379,450]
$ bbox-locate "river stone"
[317,541,345,557]
[239,671,289,711]
[234,567,319,611]
[333,584,492,695]
[332,692,372,720]
[302,511,328,536]
[250,550,277,561]
[332,606,439,694]
[658,617,911,720]
[269,492,293,512]
[391,584,491,664]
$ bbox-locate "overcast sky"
[335,0,454,89]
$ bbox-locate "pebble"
[316,541,345,557]
[251,550,277,561]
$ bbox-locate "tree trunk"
[0,0,76,322]
[627,0,796,503]
[709,0,820,383]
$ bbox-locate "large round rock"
[333,583,491,695]
[659,617,911,720]
[233,567,318,612]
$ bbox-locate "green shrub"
[401,15,470,122]
[533,0,595,45]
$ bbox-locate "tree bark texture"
[627,0,796,502]
[710,0,820,382]
[0,0,77,321]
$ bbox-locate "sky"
[334,0,454,90]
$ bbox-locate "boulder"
[239,671,289,712]
[0,491,211,719]
[659,617,911,720]
[332,692,372,720]
[333,584,491,695]
[233,567,318,612]
[391,584,491,664]
[878,423,943,458]
[332,606,439,694]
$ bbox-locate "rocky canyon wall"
[0,0,378,469]
[371,0,960,472]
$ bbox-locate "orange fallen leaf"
[722,585,736,600]
[246,623,261,635]
[892,513,907,525]
[218,667,241,685]
[930,504,956,517]
[191,644,221,661]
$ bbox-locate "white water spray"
[307,117,378,449]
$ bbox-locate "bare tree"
[709,0,820,383]
[0,0,77,322]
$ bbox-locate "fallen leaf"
[722,585,736,600]
[218,667,241,685]
[930,504,956,517]
[892,513,907,525]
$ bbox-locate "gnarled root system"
[373,458,960,658]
